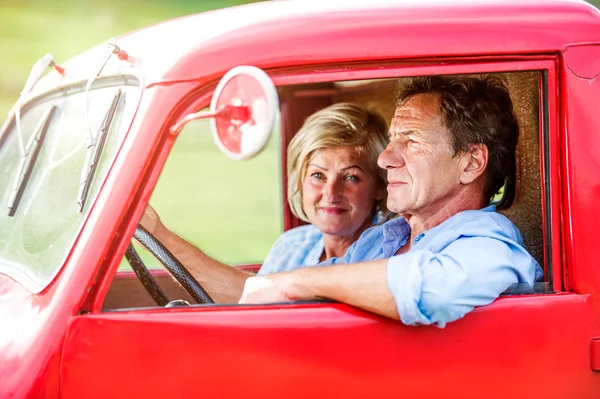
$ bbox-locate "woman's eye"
[310,172,324,179]
[346,175,359,182]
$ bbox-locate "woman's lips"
[319,206,348,215]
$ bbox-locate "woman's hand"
[139,204,166,239]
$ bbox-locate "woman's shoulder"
[279,224,323,243]
[259,224,324,275]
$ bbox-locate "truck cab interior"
[103,70,548,310]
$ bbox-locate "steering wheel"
[125,225,214,306]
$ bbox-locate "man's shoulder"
[445,206,523,243]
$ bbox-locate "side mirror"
[170,66,279,160]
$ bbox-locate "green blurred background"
[0,0,261,116]
[1,0,599,267]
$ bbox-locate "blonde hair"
[287,102,389,222]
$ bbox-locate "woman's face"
[302,147,384,238]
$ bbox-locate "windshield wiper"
[76,89,124,212]
[8,105,56,216]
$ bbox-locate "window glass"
[0,77,141,291]
[128,112,283,269]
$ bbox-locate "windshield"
[0,76,141,292]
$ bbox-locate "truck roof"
[32,0,600,92]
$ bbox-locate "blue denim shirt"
[259,224,324,275]
[262,205,543,328]
[259,214,386,275]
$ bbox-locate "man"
[142,75,542,327]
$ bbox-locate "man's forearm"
[157,227,251,303]
[296,260,399,320]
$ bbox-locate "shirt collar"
[383,204,497,244]
[383,216,410,238]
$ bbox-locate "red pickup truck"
[1,0,600,397]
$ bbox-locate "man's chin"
[387,204,414,219]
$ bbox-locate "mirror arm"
[169,104,250,136]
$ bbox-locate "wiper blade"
[16,54,58,157]
[76,89,124,213]
[8,105,56,217]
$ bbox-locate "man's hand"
[239,261,399,320]
[238,272,315,304]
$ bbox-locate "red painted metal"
[61,294,600,398]
[539,61,563,291]
[592,338,600,371]
[561,44,600,304]
[1,1,600,397]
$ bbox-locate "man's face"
[378,94,465,218]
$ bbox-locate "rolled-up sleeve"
[387,236,537,328]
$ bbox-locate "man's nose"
[378,143,405,169]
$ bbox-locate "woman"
[259,102,390,275]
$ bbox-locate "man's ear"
[459,143,488,184]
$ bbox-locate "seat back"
[496,72,543,266]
